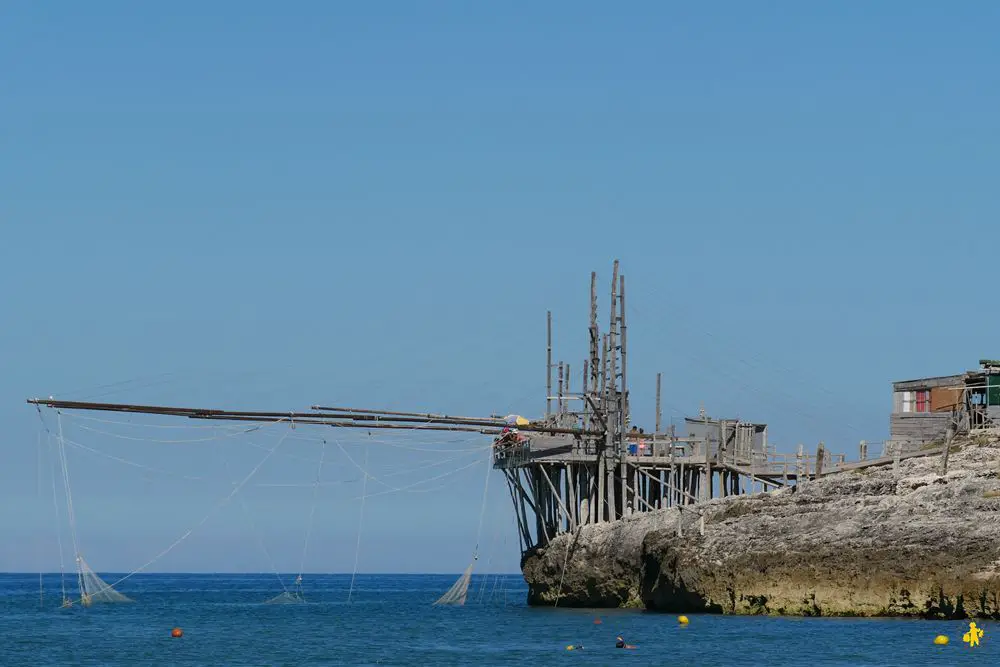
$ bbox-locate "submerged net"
[265,591,305,604]
[265,575,305,604]
[433,562,474,606]
[78,556,132,605]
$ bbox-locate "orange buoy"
[171,627,183,638]
[593,617,602,624]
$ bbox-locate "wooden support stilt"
[607,455,617,521]
[597,455,606,523]
[504,472,530,551]
[815,442,826,478]
[636,466,699,505]
[540,465,574,533]
[586,463,601,523]
[621,467,656,512]
[620,460,628,516]
[704,436,712,501]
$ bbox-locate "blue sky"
[1,1,998,576]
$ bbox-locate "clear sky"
[1,1,998,576]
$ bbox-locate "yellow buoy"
[933,635,949,645]
[678,615,689,625]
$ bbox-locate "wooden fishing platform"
[490,261,952,553]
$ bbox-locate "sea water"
[0,573,995,666]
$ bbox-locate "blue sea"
[1,573,996,666]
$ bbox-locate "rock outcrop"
[522,436,1000,618]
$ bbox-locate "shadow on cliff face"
[640,545,721,613]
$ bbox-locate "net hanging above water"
[78,556,132,605]
[433,562,474,606]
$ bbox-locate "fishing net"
[264,575,305,604]
[78,556,132,605]
[265,591,305,604]
[433,562,474,605]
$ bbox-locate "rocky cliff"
[522,436,1000,618]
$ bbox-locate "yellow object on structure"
[678,615,689,625]
[933,635,949,645]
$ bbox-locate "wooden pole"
[565,363,571,408]
[620,273,628,427]
[940,422,955,476]
[608,260,619,399]
[589,271,600,402]
[655,372,662,433]
[600,334,609,397]
[608,261,619,458]
[546,311,553,417]
[557,362,564,415]
[815,442,826,478]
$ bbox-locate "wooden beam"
[504,472,531,549]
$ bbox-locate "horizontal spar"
[196,415,503,434]
[27,398,603,436]
[311,404,499,423]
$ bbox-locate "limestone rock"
[521,437,1000,618]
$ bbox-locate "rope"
[347,441,369,604]
[475,504,504,602]
[45,431,68,604]
[36,431,44,607]
[60,411,249,430]
[99,426,293,594]
[350,458,482,501]
[552,531,575,608]
[216,431,289,596]
[298,438,327,586]
[53,424,479,493]
[53,412,84,599]
[472,445,492,561]
[60,435,208,482]
[74,421,257,444]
